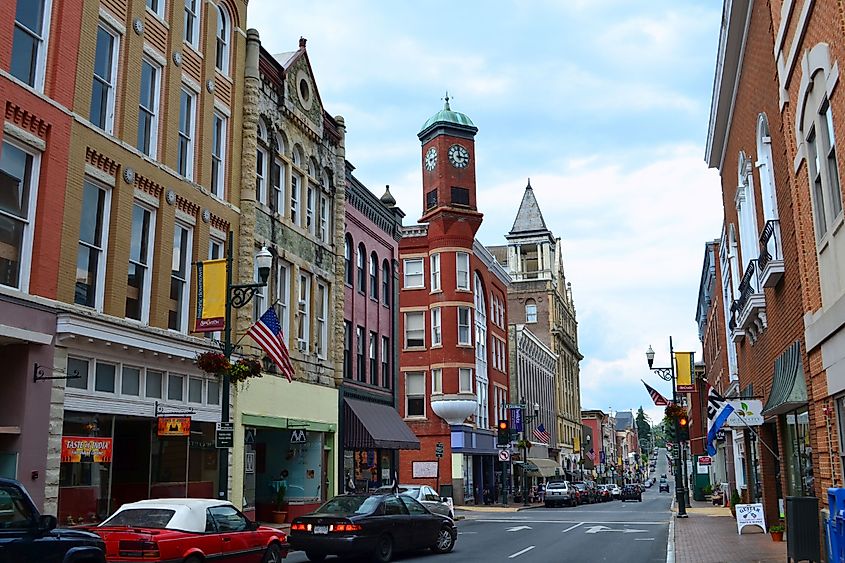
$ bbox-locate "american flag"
[533,423,551,444]
[247,307,294,382]
[641,379,670,406]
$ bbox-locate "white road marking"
[508,546,536,558]
[506,525,533,532]
[584,525,649,534]
[477,519,668,525]
[561,522,584,533]
[458,531,478,534]
[635,538,655,541]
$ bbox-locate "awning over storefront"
[344,398,420,450]
[526,457,560,478]
[762,341,808,416]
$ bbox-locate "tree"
[635,406,652,449]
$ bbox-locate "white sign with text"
[725,400,764,427]
[735,503,766,534]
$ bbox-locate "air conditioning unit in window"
[297,300,307,313]
[296,340,308,352]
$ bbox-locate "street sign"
[498,449,511,462]
[435,442,444,458]
[505,403,523,409]
[215,422,234,448]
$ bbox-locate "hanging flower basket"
[195,352,263,384]
[665,403,686,419]
[228,358,262,383]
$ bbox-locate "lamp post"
[217,231,273,500]
[646,338,688,518]
[520,401,540,507]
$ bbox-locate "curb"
[667,512,675,563]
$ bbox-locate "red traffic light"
[498,421,508,430]
[678,416,688,426]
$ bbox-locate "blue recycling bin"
[827,488,845,562]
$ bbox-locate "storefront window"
[255,428,326,510]
[783,408,813,496]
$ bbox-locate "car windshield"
[100,508,175,529]
[374,487,420,497]
[317,495,382,515]
[546,482,566,489]
[574,483,586,490]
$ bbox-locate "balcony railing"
[758,219,784,287]
[730,259,767,342]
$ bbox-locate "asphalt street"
[285,450,673,562]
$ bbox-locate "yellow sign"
[195,259,226,332]
[675,352,695,392]
[157,417,191,437]
[574,434,580,451]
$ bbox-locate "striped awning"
[344,398,420,450]
[762,341,807,416]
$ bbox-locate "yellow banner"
[574,434,580,451]
[675,352,695,392]
[195,259,226,332]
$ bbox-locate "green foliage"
[275,484,286,509]
[769,524,784,533]
[731,489,741,507]
[702,484,713,495]
[635,407,652,442]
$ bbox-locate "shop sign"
[61,437,113,463]
[290,429,307,444]
[216,422,234,448]
[698,456,712,465]
[735,503,766,534]
[724,400,764,427]
[412,461,438,478]
[435,442,444,458]
[158,417,191,437]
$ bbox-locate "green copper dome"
[419,96,475,134]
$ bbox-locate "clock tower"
[417,97,483,238]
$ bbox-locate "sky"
[247,0,726,425]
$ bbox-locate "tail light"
[118,540,160,559]
[291,523,312,532]
[330,523,362,532]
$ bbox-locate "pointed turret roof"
[508,180,551,237]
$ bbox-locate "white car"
[609,485,622,498]
[374,485,454,518]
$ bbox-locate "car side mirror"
[441,497,448,503]
[38,514,57,532]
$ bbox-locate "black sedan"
[620,484,642,502]
[288,493,457,562]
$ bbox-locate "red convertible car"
[91,498,287,562]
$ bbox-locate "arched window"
[756,114,779,223]
[215,4,230,74]
[525,299,537,323]
[357,243,366,292]
[256,120,268,205]
[369,252,378,299]
[473,272,489,429]
[735,151,759,271]
[344,234,353,286]
[381,260,390,305]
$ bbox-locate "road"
[284,449,674,562]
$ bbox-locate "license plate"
[313,525,329,535]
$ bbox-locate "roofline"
[474,239,511,286]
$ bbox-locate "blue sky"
[247,0,726,423]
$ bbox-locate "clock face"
[424,147,438,171]
[448,144,470,168]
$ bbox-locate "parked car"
[544,481,576,507]
[609,484,622,499]
[572,482,597,504]
[620,484,642,502]
[595,485,612,502]
[289,494,456,562]
[373,485,454,518]
[0,477,106,563]
[659,478,670,493]
[93,498,287,562]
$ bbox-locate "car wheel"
[373,534,393,563]
[431,526,456,554]
[263,543,284,563]
[305,552,327,562]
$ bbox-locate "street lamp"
[645,338,688,518]
[519,401,540,506]
[218,231,273,500]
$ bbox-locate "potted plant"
[271,484,287,524]
[730,489,741,517]
[769,524,784,542]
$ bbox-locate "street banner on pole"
[675,352,696,392]
[194,259,226,332]
[509,407,523,432]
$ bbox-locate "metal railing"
[758,219,782,272]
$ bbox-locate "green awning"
[762,341,807,416]
[525,458,560,478]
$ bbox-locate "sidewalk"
[457,501,547,513]
[673,500,786,563]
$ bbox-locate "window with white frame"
[369,252,378,299]
[11,0,51,89]
[0,140,39,290]
[344,234,353,286]
[736,152,759,269]
[137,59,160,157]
[211,112,227,198]
[146,0,164,18]
[209,237,224,260]
[525,299,537,323]
[757,114,779,225]
[215,3,230,74]
[126,203,154,322]
[405,311,425,348]
[256,124,268,205]
[356,325,365,381]
[276,261,290,340]
[318,193,329,242]
[271,159,285,213]
[369,332,377,385]
[316,282,328,358]
[66,357,89,390]
[306,183,315,234]
[183,0,200,49]
[381,335,390,388]
[403,258,424,288]
[168,373,184,401]
[382,260,390,305]
[457,306,472,345]
[168,223,192,332]
[290,172,300,224]
[430,253,441,291]
[456,252,470,290]
[432,368,442,394]
[122,366,141,396]
[431,307,442,346]
[95,361,117,393]
[188,377,203,403]
[177,88,195,179]
[356,244,366,291]
[297,273,311,350]
[75,179,110,309]
[459,367,473,393]
[90,22,118,132]
[207,378,220,404]
[343,321,352,378]
[146,369,163,398]
[405,372,425,417]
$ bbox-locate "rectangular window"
[126,204,154,322]
[122,367,140,396]
[456,252,470,290]
[146,369,163,398]
[66,357,89,390]
[290,174,300,224]
[306,184,315,234]
[451,187,470,206]
[405,372,425,417]
[457,307,471,345]
[207,379,220,405]
[272,160,285,214]
[403,258,424,288]
[90,23,118,132]
[356,326,365,382]
[822,102,843,218]
[11,0,49,88]
[168,223,192,331]
[276,261,291,341]
[425,189,437,210]
[0,141,38,290]
[405,311,425,348]
[137,59,160,157]
[296,273,311,348]
[369,255,378,299]
[343,321,352,379]
[382,261,390,305]
[459,368,473,393]
[318,194,329,242]
[808,128,829,239]
[431,307,442,346]
[430,253,441,291]
[95,362,116,393]
[188,377,203,403]
[211,112,227,198]
[168,373,184,401]
[432,368,442,394]
[356,245,366,292]
[255,148,266,205]
[184,0,200,48]
[209,238,224,260]
[316,283,328,358]
[369,332,377,385]
[75,180,109,309]
[146,0,163,17]
[177,88,195,179]
[381,336,390,388]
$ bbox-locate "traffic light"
[497,420,510,446]
[677,414,689,442]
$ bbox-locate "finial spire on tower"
[442,91,451,111]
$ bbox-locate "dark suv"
[0,478,105,563]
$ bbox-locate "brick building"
[397,99,510,504]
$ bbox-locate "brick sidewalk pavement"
[674,502,786,563]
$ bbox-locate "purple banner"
[509,407,523,432]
